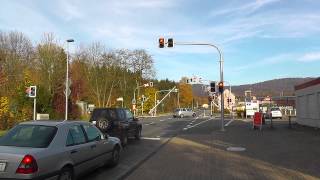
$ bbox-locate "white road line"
[183,118,212,131]
[168,118,172,120]
[141,137,161,140]
[224,119,235,127]
[160,119,165,122]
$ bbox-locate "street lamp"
[65,39,74,121]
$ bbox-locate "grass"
[0,130,7,137]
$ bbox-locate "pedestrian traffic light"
[168,38,174,48]
[159,37,165,48]
[218,82,224,93]
[210,82,215,92]
[29,86,37,98]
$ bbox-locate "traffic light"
[218,82,224,93]
[210,82,215,92]
[159,37,165,48]
[29,86,37,98]
[168,38,174,47]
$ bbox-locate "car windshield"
[0,125,57,148]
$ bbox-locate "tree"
[178,83,193,108]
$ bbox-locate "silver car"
[173,108,196,118]
[0,120,121,180]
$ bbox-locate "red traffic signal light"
[159,37,165,48]
[218,82,224,93]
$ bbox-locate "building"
[217,89,236,110]
[295,78,320,128]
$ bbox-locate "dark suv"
[89,108,142,146]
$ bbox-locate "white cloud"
[233,53,297,71]
[209,0,281,17]
[299,52,320,62]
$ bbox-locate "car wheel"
[58,167,73,180]
[192,113,196,117]
[121,133,128,147]
[135,127,141,140]
[109,146,120,167]
[180,114,184,118]
[96,118,110,132]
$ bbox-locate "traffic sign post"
[26,86,37,121]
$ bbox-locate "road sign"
[116,97,123,101]
[132,99,136,104]
[64,88,71,97]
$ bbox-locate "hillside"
[231,78,315,97]
[191,78,315,98]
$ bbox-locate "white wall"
[296,84,320,127]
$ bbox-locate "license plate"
[0,162,6,172]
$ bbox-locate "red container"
[253,112,262,126]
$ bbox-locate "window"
[118,109,126,121]
[0,125,57,148]
[66,125,86,146]
[125,109,133,119]
[83,124,101,142]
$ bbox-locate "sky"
[1,0,320,85]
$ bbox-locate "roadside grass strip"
[183,118,213,131]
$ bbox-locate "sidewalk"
[126,119,320,180]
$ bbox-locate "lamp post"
[65,39,74,121]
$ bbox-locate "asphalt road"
[81,114,209,180]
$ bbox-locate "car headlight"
[92,121,96,125]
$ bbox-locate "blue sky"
[1,0,320,85]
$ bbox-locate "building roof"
[294,77,320,91]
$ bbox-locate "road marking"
[168,118,172,120]
[144,122,155,125]
[160,119,166,122]
[183,118,212,131]
[224,119,235,127]
[141,137,161,141]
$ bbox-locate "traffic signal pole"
[33,98,36,120]
[174,42,225,131]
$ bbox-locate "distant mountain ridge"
[231,78,315,97]
[191,78,315,98]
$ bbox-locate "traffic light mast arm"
[173,41,224,131]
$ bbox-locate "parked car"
[265,107,283,119]
[0,120,121,180]
[173,108,196,118]
[90,108,142,146]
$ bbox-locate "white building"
[217,89,236,110]
[295,78,320,128]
